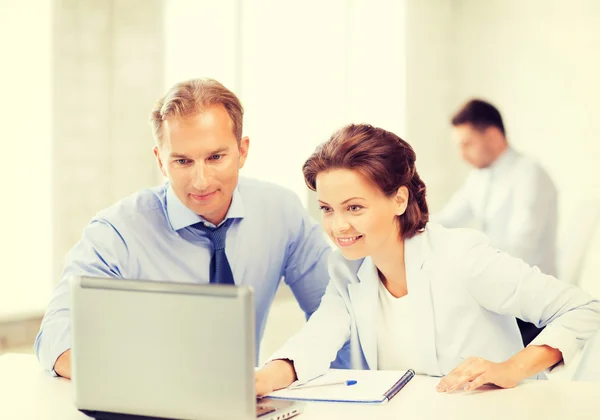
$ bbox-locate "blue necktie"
[193,219,235,285]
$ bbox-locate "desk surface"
[1,353,599,420]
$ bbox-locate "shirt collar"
[165,182,245,231]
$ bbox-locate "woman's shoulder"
[422,224,499,285]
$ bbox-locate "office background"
[1,0,599,360]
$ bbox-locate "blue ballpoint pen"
[289,379,358,390]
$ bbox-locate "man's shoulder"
[511,151,556,189]
[427,222,488,245]
[327,249,364,277]
[425,223,490,258]
[512,150,549,174]
[238,176,297,195]
[94,183,167,224]
[238,177,303,207]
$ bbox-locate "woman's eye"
[319,206,332,213]
[348,205,362,212]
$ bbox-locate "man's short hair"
[150,78,244,146]
[451,99,505,136]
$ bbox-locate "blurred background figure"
[435,99,558,346]
[437,99,558,276]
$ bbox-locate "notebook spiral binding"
[382,369,416,402]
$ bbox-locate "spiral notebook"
[266,369,415,404]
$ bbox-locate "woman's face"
[316,168,407,260]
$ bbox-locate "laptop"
[70,276,304,420]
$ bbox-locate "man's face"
[154,104,249,225]
[451,124,495,169]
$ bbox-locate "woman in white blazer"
[256,124,600,395]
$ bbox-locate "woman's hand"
[255,359,297,398]
[437,345,563,393]
[436,356,522,392]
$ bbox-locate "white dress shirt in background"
[436,147,558,276]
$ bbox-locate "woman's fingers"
[437,357,486,392]
[464,373,489,391]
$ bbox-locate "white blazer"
[269,223,600,382]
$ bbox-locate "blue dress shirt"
[35,177,334,373]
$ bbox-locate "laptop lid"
[70,276,256,420]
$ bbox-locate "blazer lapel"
[348,257,379,370]
[405,230,442,376]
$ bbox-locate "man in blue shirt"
[35,78,337,378]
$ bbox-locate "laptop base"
[80,410,173,420]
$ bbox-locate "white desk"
[1,353,599,420]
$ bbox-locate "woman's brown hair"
[303,124,428,239]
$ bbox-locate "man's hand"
[53,349,72,379]
[255,359,297,398]
[436,356,522,392]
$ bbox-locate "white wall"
[404,0,458,212]
[164,0,238,90]
[0,0,52,319]
[243,0,407,207]
[241,0,350,207]
[52,0,164,289]
[0,1,165,320]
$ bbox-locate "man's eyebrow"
[169,153,190,158]
[208,147,228,155]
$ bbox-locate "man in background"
[436,99,558,346]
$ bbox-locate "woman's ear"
[395,186,409,216]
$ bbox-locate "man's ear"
[238,136,250,169]
[153,146,167,177]
[395,186,409,216]
[485,125,505,143]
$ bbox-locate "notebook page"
[267,369,409,403]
